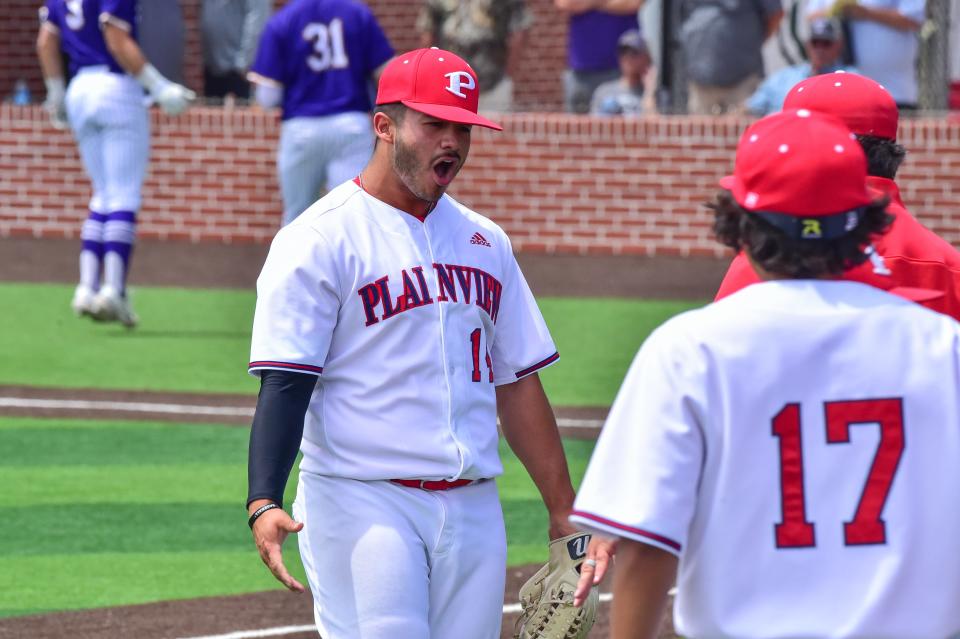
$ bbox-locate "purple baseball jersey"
[41,0,138,75]
[568,11,638,72]
[249,0,394,120]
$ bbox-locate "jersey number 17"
[772,398,905,549]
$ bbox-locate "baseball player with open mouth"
[246,48,592,638]
[571,109,960,638]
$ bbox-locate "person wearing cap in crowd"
[806,0,924,109]
[554,0,642,114]
[244,47,582,638]
[744,18,857,116]
[569,108,960,638]
[719,71,960,320]
[590,28,652,116]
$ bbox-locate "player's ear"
[372,112,396,145]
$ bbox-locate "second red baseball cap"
[783,71,898,140]
[376,48,502,131]
[720,109,876,218]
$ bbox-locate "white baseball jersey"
[249,179,558,481]
[572,280,960,638]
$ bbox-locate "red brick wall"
[3,105,959,256]
[2,0,45,100]
[6,1,568,111]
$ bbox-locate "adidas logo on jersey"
[470,232,491,247]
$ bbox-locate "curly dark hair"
[857,134,907,179]
[711,191,894,279]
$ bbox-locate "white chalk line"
[177,593,616,639]
[0,397,253,416]
[0,397,604,429]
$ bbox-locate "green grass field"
[0,282,703,618]
[0,417,596,617]
[0,283,700,406]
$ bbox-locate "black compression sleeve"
[246,369,317,508]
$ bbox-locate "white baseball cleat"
[92,286,139,328]
[70,285,97,318]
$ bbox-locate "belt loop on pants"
[390,478,483,491]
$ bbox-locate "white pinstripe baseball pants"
[66,67,149,294]
[277,112,373,226]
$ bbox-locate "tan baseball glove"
[514,532,599,639]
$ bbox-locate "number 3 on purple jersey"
[66,0,85,30]
[303,19,349,72]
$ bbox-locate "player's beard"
[393,134,444,203]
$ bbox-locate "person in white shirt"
[570,109,960,638]
[806,0,924,107]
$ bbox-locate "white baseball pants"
[292,473,506,639]
[277,112,374,226]
[65,66,150,214]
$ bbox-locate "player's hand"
[548,510,579,541]
[43,97,68,130]
[250,504,306,592]
[829,0,857,17]
[573,535,617,607]
[153,81,196,116]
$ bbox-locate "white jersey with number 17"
[249,180,558,482]
[572,280,960,639]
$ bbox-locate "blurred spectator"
[139,0,186,85]
[806,0,924,108]
[247,0,394,225]
[745,18,858,115]
[555,0,642,114]
[590,29,651,116]
[681,0,783,114]
[202,0,270,99]
[416,0,532,113]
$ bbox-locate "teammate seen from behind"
[246,48,590,638]
[571,109,960,638]
[572,69,960,604]
[718,71,960,320]
[248,0,394,226]
[36,0,195,327]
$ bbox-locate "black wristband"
[248,502,281,529]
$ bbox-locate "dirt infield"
[0,236,714,638]
[0,566,677,639]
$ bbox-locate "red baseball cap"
[720,109,876,224]
[376,48,502,131]
[783,71,898,140]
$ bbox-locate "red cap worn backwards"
[720,109,876,221]
[783,71,898,140]
[376,48,502,131]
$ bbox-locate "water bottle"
[11,80,31,105]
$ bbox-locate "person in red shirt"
[715,71,960,320]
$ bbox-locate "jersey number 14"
[772,398,905,548]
